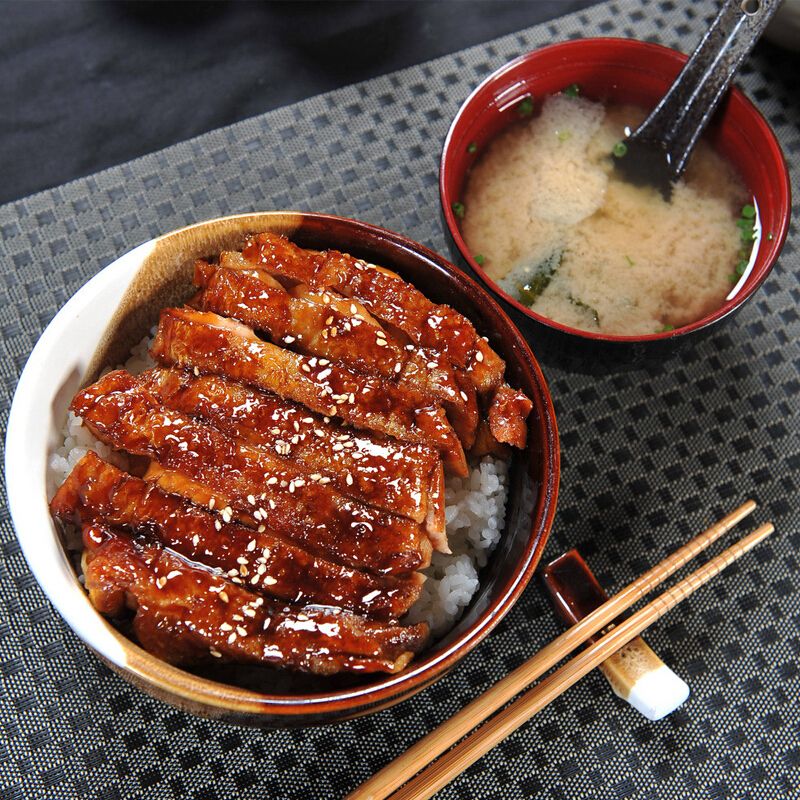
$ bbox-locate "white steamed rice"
[47,334,509,638]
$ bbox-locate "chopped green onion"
[728,273,739,283]
[612,141,628,158]
[563,83,581,97]
[474,254,485,266]
[736,259,748,276]
[656,324,674,333]
[467,141,477,154]
[741,204,756,219]
[624,255,635,267]
[452,201,465,219]
[516,96,534,118]
[557,130,571,142]
[767,232,774,241]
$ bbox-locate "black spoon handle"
[630,0,781,178]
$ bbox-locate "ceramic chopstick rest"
[541,549,690,721]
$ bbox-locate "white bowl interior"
[5,238,157,668]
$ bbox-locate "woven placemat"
[1,1,798,798]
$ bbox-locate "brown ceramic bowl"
[6,212,559,727]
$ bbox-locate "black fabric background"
[1,0,597,205]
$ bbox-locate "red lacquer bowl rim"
[440,37,792,344]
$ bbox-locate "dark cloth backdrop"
[1,0,597,205]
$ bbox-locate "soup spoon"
[614,0,781,197]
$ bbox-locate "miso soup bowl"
[5,212,559,727]
[440,38,791,369]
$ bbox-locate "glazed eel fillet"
[149,306,468,476]
[193,260,479,448]
[72,371,433,575]
[139,367,447,545]
[236,234,532,448]
[239,233,504,392]
[51,452,423,621]
[82,524,428,675]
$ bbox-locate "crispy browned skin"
[487,385,533,449]
[138,367,448,548]
[71,371,432,575]
[194,262,479,448]
[240,232,505,393]
[51,453,423,620]
[149,306,468,475]
[82,524,428,675]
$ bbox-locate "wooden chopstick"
[388,521,774,800]
[347,500,758,800]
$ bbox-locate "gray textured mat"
[1,1,798,798]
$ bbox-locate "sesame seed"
[427,361,437,369]
[218,590,229,603]
[220,622,233,631]
[250,574,260,585]
[323,293,331,303]
[193,366,200,377]
[191,534,200,547]
[460,391,469,402]
[319,477,331,485]
[247,494,256,505]
[475,351,484,362]
[269,499,276,510]
[258,524,266,533]
[350,304,358,314]
[349,393,355,403]
[210,647,222,658]
[394,362,402,373]
[346,472,353,486]
[267,476,278,485]
[247,539,256,552]
[236,625,247,637]
[156,576,167,589]
[301,363,311,373]
[214,520,222,531]
[166,570,182,580]
[310,473,322,481]
[264,576,278,586]
[325,316,334,326]
[227,632,237,644]
[289,481,295,493]
[239,565,248,576]
[318,368,331,380]
[284,335,295,343]
[209,497,216,509]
